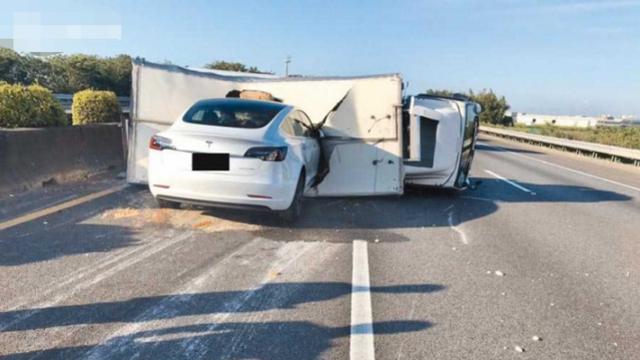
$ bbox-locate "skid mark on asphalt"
[204,241,326,359]
[351,240,375,360]
[80,240,319,360]
[3,227,177,310]
[0,230,194,331]
[394,299,418,360]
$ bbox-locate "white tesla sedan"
[147,98,321,221]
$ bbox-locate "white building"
[514,113,600,128]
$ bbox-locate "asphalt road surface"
[1,134,639,360]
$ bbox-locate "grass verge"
[484,123,640,150]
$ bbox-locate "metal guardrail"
[54,94,130,115]
[480,126,640,166]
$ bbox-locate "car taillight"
[244,146,287,161]
[149,135,174,151]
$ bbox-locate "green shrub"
[0,82,67,128]
[72,89,121,125]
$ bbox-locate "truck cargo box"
[127,59,404,196]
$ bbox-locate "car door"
[454,102,480,188]
[295,111,320,184]
[280,111,318,187]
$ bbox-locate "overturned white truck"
[127,59,480,197]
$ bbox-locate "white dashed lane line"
[350,240,375,360]
[480,142,640,194]
[484,169,537,195]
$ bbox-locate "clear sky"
[1,0,639,116]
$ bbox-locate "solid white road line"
[484,169,537,195]
[0,184,128,231]
[480,142,640,193]
[351,240,375,360]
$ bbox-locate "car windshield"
[183,99,286,129]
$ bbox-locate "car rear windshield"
[182,99,286,129]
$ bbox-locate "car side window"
[298,111,312,127]
[280,116,296,137]
[290,112,306,137]
[297,111,314,137]
[280,114,303,138]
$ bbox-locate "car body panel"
[148,99,320,211]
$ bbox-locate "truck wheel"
[156,197,180,209]
[279,171,305,223]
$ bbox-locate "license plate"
[192,153,229,171]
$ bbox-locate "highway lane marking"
[0,184,128,231]
[350,240,375,360]
[480,142,640,193]
[484,169,537,195]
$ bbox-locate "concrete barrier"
[480,126,640,166]
[0,124,125,195]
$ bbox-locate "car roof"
[193,98,289,112]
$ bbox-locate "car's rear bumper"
[148,151,299,211]
[156,194,272,211]
[149,177,296,210]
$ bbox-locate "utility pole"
[284,56,291,77]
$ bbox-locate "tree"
[425,88,510,125]
[471,89,510,125]
[49,54,110,93]
[204,60,266,74]
[0,50,132,96]
[425,89,455,97]
[0,48,51,86]
[102,54,132,96]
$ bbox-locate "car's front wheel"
[279,171,305,223]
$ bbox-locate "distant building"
[513,113,600,128]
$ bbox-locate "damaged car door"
[281,110,320,188]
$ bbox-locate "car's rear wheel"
[279,170,305,223]
[156,197,181,209]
